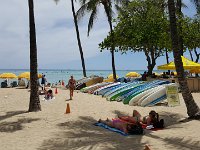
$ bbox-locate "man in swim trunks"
[68,76,76,100]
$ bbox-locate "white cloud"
[0,0,111,69]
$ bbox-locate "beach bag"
[128,123,144,135]
[153,119,164,128]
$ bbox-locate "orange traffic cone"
[65,103,70,114]
[55,88,58,94]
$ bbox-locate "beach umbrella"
[189,69,200,73]
[0,73,17,79]
[126,72,140,77]
[18,72,42,80]
[103,78,115,82]
[108,74,119,79]
[157,56,200,70]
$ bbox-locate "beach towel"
[94,122,128,136]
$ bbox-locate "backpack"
[128,123,144,135]
[153,119,164,128]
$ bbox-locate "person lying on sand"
[118,110,164,128]
[98,118,142,134]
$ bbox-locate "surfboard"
[140,85,166,107]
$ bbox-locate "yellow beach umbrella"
[0,73,17,79]
[108,74,119,79]
[189,69,200,73]
[103,78,115,82]
[18,72,42,80]
[157,56,200,70]
[126,72,140,77]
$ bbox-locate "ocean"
[0,69,163,85]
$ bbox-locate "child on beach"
[44,89,54,100]
[68,76,76,100]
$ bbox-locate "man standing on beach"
[41,74,47,90]
[68,76,76,100]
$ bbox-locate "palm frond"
[54,0,59,5]
[87,6,98,36]
[76,3,89,22]
[191,0,200,13]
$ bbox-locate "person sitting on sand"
[142,71,148,81]
[44,89,54,100]
[118,110,164,128]
[98,118,142,134]
[68,76,76,100]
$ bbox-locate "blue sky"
[0,0,198,70]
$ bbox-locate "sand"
[0,88,200,150]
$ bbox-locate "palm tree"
[176,0,184,56]
[28,0,41,112]
[168,0,200,118]
[54,0,87,77]
[191,0,200,13]
[71,0,87,77]
[76,0,127,80]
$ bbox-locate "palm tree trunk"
[71,0,87,77]
[194,48,200,63]
[28,0,41,112]
[189,50,194,61]
[165,49,170,74]
[103,4,117,81]
[165,49,169,64]
[109,23,117,81]
[176,0,184,56]
[168,0,200,118]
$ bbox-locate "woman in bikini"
[68,76,76,100]
[98,118,140,134]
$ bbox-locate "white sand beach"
[0,88,200,150]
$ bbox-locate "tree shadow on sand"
[39,116,145,150]
[0,118,40,133]
[39,111,200,150]
[0,110,28,122]
[146,134,200,149]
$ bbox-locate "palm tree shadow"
[146,134,200,149]
[0,118,40,133]
[0,110,28,121]
[39,116,145,150]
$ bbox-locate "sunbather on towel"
[118,110,164,128]
[98,118,139,134]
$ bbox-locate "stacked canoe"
[80,80,174,107]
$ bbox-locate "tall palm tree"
[168,0,200,118]
[76,0,127,80]
[176,0,184,56]
[28,0,41,112]
[191,0,200,13]
[71,0,87,77]
[54,0,87,77]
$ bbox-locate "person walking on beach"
[41,74,47,90]
[68,76,76,100]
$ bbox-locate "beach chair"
[11,81,18,87]
[18,80,26,87]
